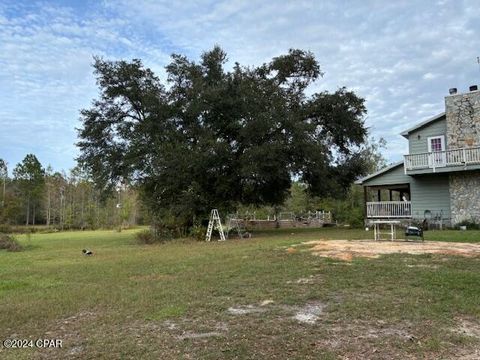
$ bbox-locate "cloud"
[0,1,170,170]
[0,0,479,171]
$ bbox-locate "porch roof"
[354,161,404,185]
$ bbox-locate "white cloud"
[0,0,480,171]
[422,72,438,80]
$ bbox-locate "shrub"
[189,224,206,241]
[135,227,177,244]
[455,220,480,230]
[0,224,12,234]
[135,229,158,244]
[0,234,23,252]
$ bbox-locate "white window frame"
[427,135,445,153]
[427,135,446,169]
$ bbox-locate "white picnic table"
[371,220,401,241]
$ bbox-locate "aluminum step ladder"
[205,209,226,242]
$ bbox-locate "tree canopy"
[0,159,6,175]
[77,47,370,227]
[13,154,45,225]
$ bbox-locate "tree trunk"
[81,190,85,229]
[96,197,100,228]
[26,197,30,226]
[2,177,5,207]
[46,189,51,226]
[60,193,64,230]
[32,203,36,225]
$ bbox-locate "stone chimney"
[446,86,480,226]
[445,86,480,150]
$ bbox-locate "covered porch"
[364,184,412,219]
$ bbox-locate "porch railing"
[366,201,411,218]
[404,146,480,171]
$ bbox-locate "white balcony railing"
[404,146,480,171]
[366,201,411,218]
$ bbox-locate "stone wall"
[445,90,480,149]
[449,171,480,225]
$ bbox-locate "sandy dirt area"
[302,239,480,261]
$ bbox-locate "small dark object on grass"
[82,249,93,256]
[0,234,23,252]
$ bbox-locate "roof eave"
[355,161,404,185]
[399,112,445,138]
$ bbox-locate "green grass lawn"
[0,227,479,359]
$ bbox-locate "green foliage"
[0,158,6,208]
[0,159,7,175]
[284,182,309,214]
[0,233,23,252]
[13,154,45,225]
[316,185,365,227]
[359,137,388,174]
[135,223,180,243]
[283,182,365,227]
[235,204,276,219]
[0,224,11,233]
[189,224,206,241]
[235,182,366,227]
[0,155,145,229]
[13,155,45,194]
[455,219,480,230]
[135,229,159,244]
[78,47,370,228]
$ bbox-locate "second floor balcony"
[404,146,480,174]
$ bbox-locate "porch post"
[363,186,368,220]
[377,189,381,202]
[389,190,393,201]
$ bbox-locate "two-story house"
[356,86,480,227]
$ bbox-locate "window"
[427,135,445,153]
[427,135,446,168]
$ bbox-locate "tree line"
[2,47,388,234]
[0,155,144,229]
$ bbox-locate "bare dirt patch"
[406,264,439,269]
[293,302,325,324]
[227,305,267,315]
[177,331,223,340]
[226,299,280,316]
[286,275,316,284]
[303,240,480,261]
[453,318,480,340]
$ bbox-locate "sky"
[0,0,479,173]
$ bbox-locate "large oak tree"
[77,47,369,227]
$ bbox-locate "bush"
[455,220,480,230]
[135,229,159,244]
[0,225,40,234]
[189,224,206,241]
[0,234,23,252]
[135,226,177,244]
[0,224,12,234]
